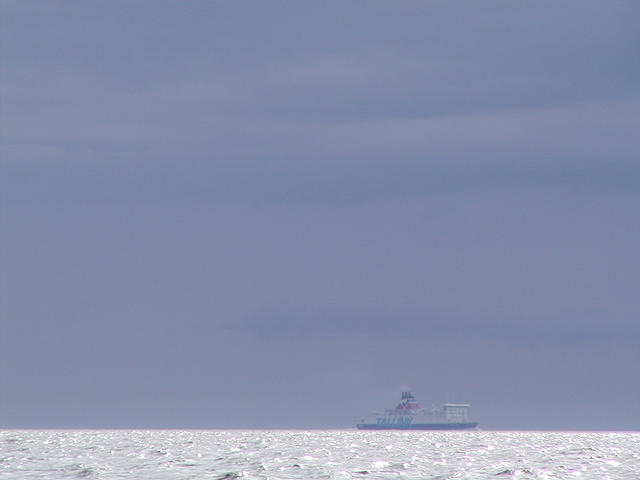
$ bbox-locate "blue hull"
[356,422,478,430]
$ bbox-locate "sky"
[2,1,639,430]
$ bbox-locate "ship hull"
[356,422,478,430]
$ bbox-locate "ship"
[356,391,478,430]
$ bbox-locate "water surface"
[1,430,638,479]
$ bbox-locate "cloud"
[3,1,640,430]
[4,142,639,207]
[4,2,639,166]
[227,307,640,345]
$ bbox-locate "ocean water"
[1,430,638,479]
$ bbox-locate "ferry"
[356,391,478,430]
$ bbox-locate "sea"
[1,430,638,479]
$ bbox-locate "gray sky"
[2,1,639,430]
